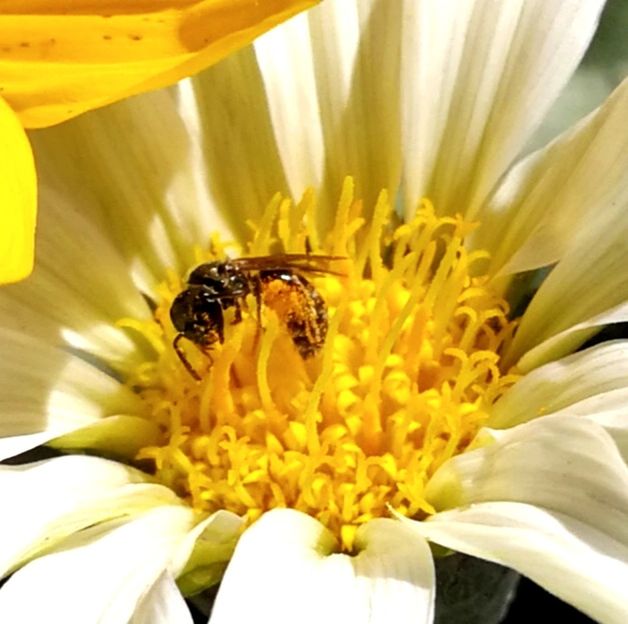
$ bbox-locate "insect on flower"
[169,253,345,379]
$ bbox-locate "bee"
[169,254,344,380]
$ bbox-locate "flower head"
[124,187,521,552]
[1,1,628,622]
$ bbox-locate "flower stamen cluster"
[124,179,519,551]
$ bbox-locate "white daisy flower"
[2,1,628,622]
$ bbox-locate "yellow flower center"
[123,179,519,551]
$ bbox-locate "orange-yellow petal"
[0,0,319,128]
[0,96,36,283]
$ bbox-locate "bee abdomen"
[259,270,328,358]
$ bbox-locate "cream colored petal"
[305,0,402,221]
[189,48,289,243]
[404,415,628,624]
[255,0,401,231]
[0,433,55,461]
[211,509,435,624]
[49,415,160,458]
[511,302,628,373]
[305,0,360,197]
[0,184,151,373]
[495,347,628,462]
[0,455,180,577]
[31,88,231,294]
[504,205,628,371]
[427,416,628,543]
[132,571,193,624]
[401,0,605,218]
[475,78,628,276]
[252,0,404,230]
[546,392,628,465]
[405,502,628,624]
[174,510,244,595]
[0,505,195,624]
[400,0,474,217]
[253,13,325,203]
[489,341,628,429]
[0,329,144,461]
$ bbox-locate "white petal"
[401,0,605,218]
[476,78,628,277]
[189,48,289,243]
[211,509,434,624]
[505,201,628,370]
[427,416,628,547]
[254,13,325,202]
[0,329,144,460]
[32,88,229,294]
[532,311,628,375]
[256,0,404,225]
[0,505,196,624]
[306,0,402,215]
[405,502,628,624]
[489,341,628,428]
[132,571,193,624]
[0,455,180,576]
[49,414,160,458]
[0,433,57,461]
[0,185,150,373]
[546,391,628,466]
[306,0,360,184]
[400,0,475,216]
[404,415,628,623]
[173,509,244,592]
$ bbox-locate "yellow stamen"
[125,179,519,552]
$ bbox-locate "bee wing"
[233,254,347,276]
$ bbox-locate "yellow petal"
[0,96,36,283]
[0,0,319,128]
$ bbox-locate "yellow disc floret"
[123,178,519,551]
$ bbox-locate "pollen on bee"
[261,278,301,316]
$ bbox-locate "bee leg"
[232,300,243,325]
[173,334,202,381]
[252,275,264,328]
[198,343,215,365]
